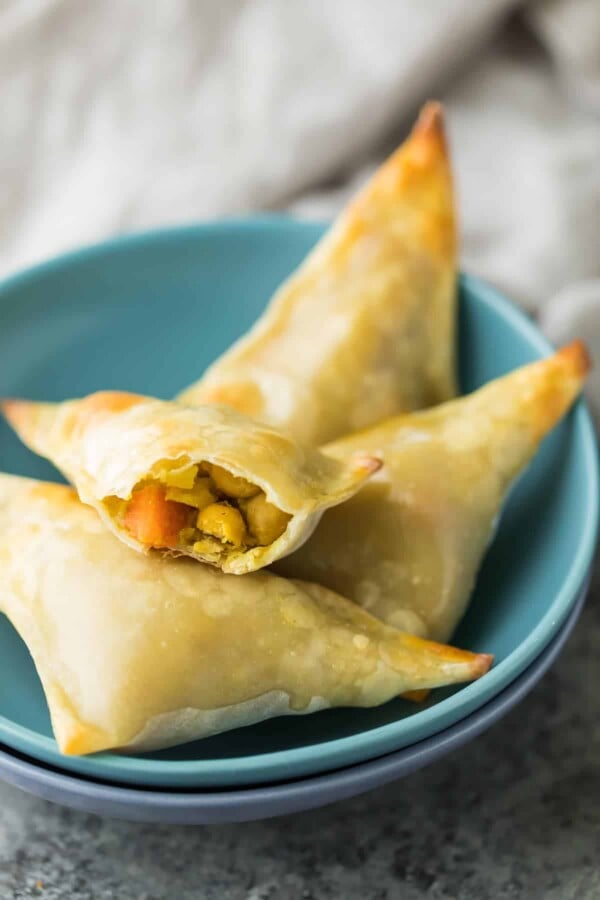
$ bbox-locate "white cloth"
[1,0,599,409]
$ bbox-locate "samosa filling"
[120,463,291,556]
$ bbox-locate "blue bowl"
[0,218,597,788]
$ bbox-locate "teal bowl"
[0,218,597,788]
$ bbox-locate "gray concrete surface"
[1,566,599,900]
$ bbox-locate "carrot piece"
[123,484,190,548]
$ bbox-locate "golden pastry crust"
[1,391,381,574]
[178,102,457,444]
[276,343,590,641]
[0,474,492,755]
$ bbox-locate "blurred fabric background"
[2,0,599,411]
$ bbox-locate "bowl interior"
[0,218,596,787]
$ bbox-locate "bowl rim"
[0,216,597,787]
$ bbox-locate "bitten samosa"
[1,392,379,574]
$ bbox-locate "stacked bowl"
[0,219,597,824]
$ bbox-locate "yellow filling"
[120,462,291,555]
[243,492,292,546]
[197,503,247,546]
[155,464,199,489]
[205,464,261,499]
[166,477,216,509]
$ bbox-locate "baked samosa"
[0,474,492,755]
[1,391,379,574]
[178,102,457,444]
[276,342,590,641]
